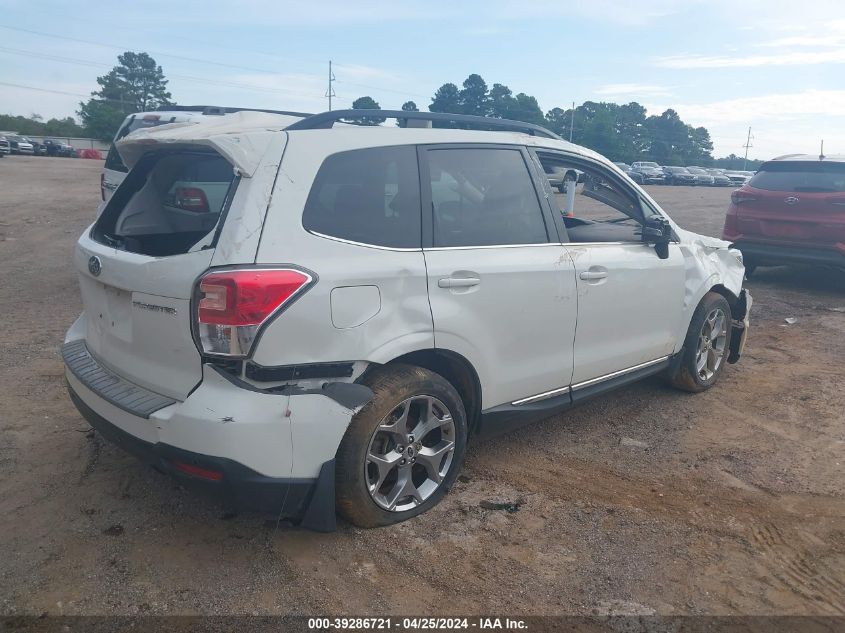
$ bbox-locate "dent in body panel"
[211,135,289,266]
[673,227,745,349]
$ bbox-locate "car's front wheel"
[335,363,468,527]
[667,292,733,393]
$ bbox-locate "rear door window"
[750,162,845,192]
[425,147,549,247]
[302,146,422,248]
[93,151,237,256]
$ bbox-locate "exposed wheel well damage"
[709,283,739,310]
[384,349,482,433]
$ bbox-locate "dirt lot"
[1,156,844,617]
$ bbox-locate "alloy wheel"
[696,307,728,381]
[365,395,456,512]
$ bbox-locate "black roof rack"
[284,110,561,139]
[156,105,313,118]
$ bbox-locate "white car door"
[419,145,577,413]
[532,151,686,396]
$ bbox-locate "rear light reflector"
[172,460,224,481]
[173,187,209,213]
[196,268,312,357]
[731,190,758,205]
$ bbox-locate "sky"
[1,0,843,159]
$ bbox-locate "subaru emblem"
[784,196,800,205]
[88,255,102,277]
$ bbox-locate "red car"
[723,155,845,274]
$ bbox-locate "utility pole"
[742,126,753,170]
[325,60,336,111]
[569,101,575,142]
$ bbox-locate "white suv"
[64,110,751,530]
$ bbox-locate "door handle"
[438,276,481,289]
[579,271,608,281]
[103,181,118,191]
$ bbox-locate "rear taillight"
[173,187,209,213]
[731,190,758,205]
[195,268,312,357]
[722,210,740,241]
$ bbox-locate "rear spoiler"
[115,111,302,177]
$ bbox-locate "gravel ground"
[0,156,843,617]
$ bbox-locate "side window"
[105,145,127,173]
[537,152,651,243]
[302,146,421,248]
[426,148,548,247]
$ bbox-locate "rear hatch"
[733,161,845,245]
[78,149,239,400]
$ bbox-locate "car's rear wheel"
[667,292,732,393]
[335,363,468,527]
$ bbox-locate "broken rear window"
[92,151,237,257]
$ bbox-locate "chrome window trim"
[307,230,422,252]
[425,242,561,251]
[570,355,671,391]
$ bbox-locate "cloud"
[595,83,674,98]
[650,90,845,125]
[654,49,845,68]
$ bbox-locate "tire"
[335,363,468,528]
[667,292,733,393]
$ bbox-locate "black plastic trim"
[245,361,354,382]
[285,110,560,139]
[62,340,175,418]
[478,389,573,438]
[208,364,374,410]
[157,105,313,118]
[570,357,672,403]
[478,355,677,436]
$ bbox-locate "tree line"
[3,52,748,167]
[352,73,716,166]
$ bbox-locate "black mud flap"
[298,460,337,532]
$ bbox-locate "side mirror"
[642,216,672,259]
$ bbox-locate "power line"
[0,24,411,104]
[0,46,350,103]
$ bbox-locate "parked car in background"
[614,162,645,184]
[0,137,9,156]
[686,167,716,186]
[63,109,750,529]
[662,166,697,186]
[707,169,733,186]
[6,134,34,155]
[24,137,47,156]
[723,155,845,274]
[43,139,76,157]
[630,161,666,184]
[724,170,751,186]
[101,106,311,201]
